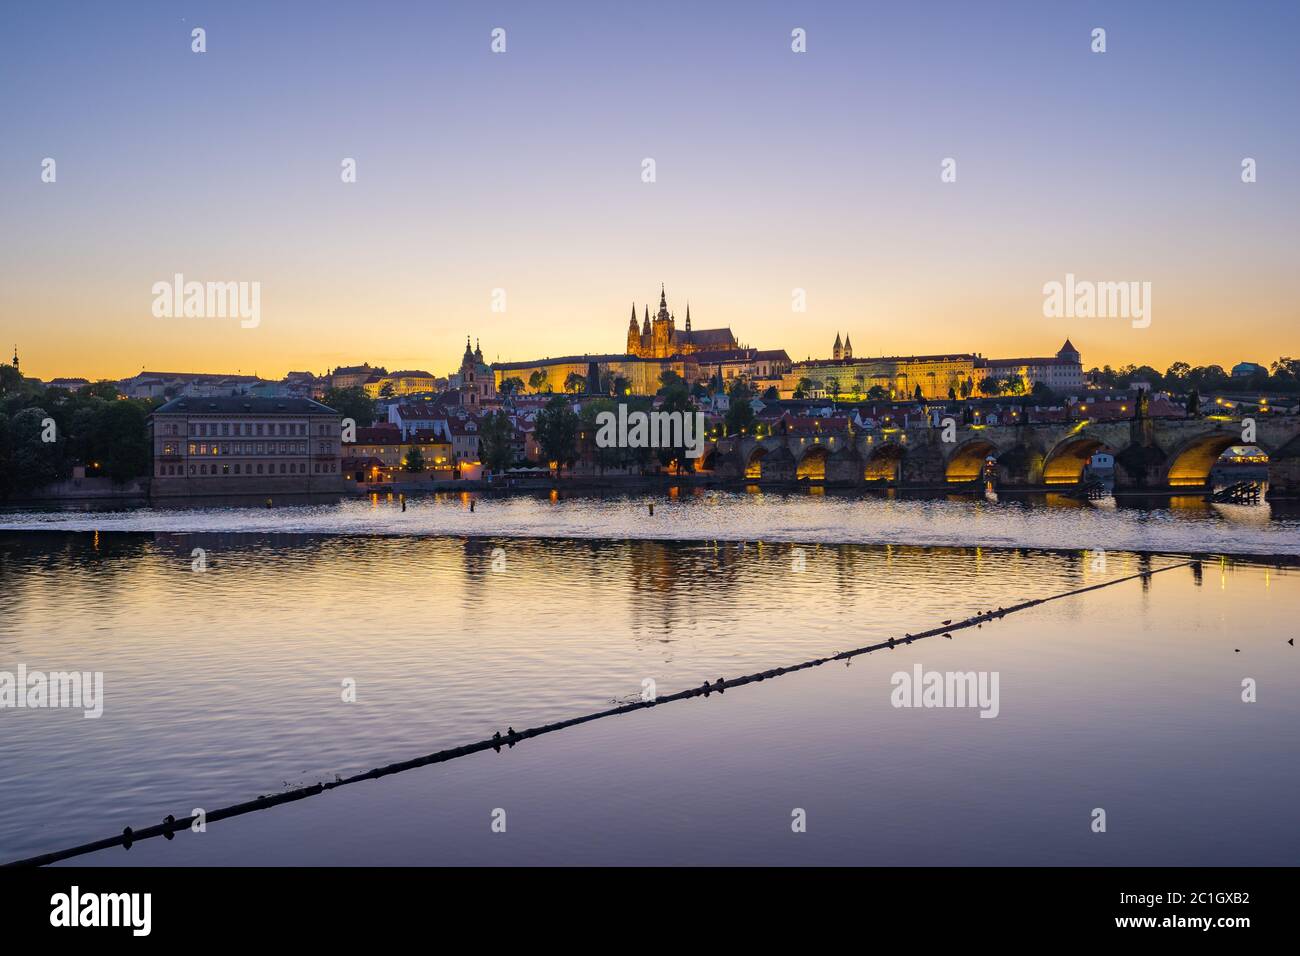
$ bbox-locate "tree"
[5,407,62,493]
[913,384,924,402]
[959,378,974,399]
[762,386,779,400]
[948,386,958,401]
[725,396,756,437]
[1186,387,1201,418]
[611,374,631,397]
[528,370,549,393]
[499,376,525,397]
[867,385,888,401]
[978,377,1002,397]
[0,364,23,398]
[403,446,425,472]
[534,396,579,473]
[725,400,756,438]
[96,400,151,482]
[793,377,814,400]
[1031,380,1054,400]
[657,384,697,475]
[478,410,516,474]
[563,372,586,394]
[657,370,687,395]
[379,381,395,398]
[827,380,841,406]
[81,381,120,401]
[322,386,376,427]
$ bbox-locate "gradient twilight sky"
[1,0,1297,382]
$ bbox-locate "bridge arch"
[1042,433,1115,485]
[864,441,906,483]
[796,443,829,480]
[945,438,998,483]
[745,445,767,479]
[1163,431,1266,487]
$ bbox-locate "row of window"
[161,442,338,456]
[158,462,340,476]
[157,421,335,437]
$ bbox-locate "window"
[257,464,264,474]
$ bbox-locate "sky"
[1,0,1297,382]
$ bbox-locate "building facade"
[150,396,346,497]
[493,353,697,397]
[975,340,1084,393]
[783,353,978,400]
[782,339,1084,400]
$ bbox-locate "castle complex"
[781,338,1085,400]
[626,285,738,358]
[493,286,788,396]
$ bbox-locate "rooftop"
[153,396,340,415]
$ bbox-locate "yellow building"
[783,354,977,400]
[361,369,438,398]
[494,354,696,397]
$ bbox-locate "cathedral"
[626,285,737,359]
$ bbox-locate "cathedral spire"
[643,305,650,335]
[685,303,691,332]
[629,303,638,328]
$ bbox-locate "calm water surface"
[1,492,1296,864]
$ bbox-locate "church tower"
[843,334,853,360]
[627,303,641,355]
[651,284,672,358]
[833,332,843,361]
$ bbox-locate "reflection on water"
[1,488,1298,556]
[1,529,1297,865]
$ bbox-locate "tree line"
[0,367,155,497]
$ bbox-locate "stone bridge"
[699,415,1300,493]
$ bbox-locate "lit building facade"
[782,339,1084,400]
[150,396,346,497]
